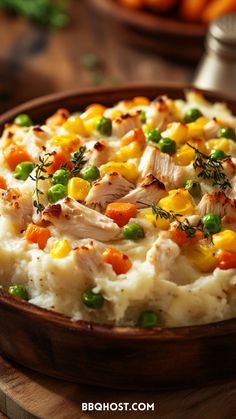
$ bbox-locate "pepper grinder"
[193,13,236,98]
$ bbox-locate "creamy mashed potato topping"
[0,90,236,328]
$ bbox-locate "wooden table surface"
[0,0,195,114]
[1,354,236,419]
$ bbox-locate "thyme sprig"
[150,204,198,238]
[70,146,87,176]
[30,152,54,213]
[187,143,231,191]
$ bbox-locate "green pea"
[210,149,226,161]
[140,110,147,123]
[81,165,100,182]
[14,161,35,181]
[184,108,203,123]
[185,179,201,198]
[145,128,161,144]
[52,169,70,186]
[8,284,28,300]
[123,223,145,240]
[14,113,33,127]
[158,137,176,155]
[202,213,221,235]
[217,127,236,141]
[81,288,104,309]
[138,310,160,328]
[96,117,112,136]
[48,184,67,204]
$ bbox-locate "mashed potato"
[0,90,236,328]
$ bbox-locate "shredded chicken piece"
[117,174,167,208]
[204,119,221,140]
[73,245,104,278]
[0,188,32,231]
[197,192,236,221]
[86,172,134,211]
[86,140,110,167]
[112,112,141,137]
[149,96,178,131]
[139,145,184,189]
[42,197,121,241]
[146,233,180,272]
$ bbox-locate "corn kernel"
[50,134,80,153]
[183,244,216,273]
[80,104,105,121]
[187,116,209,138]
[206,138,231,154]
[175,143,195,166]
[162,122,188,145]
[104,109,123,120]
[137,208,170,230]
[142,120,155,132]
[63,116,88,136]
[114,141,143,161]
[213,230,236,253]
[133,96,150,106]
[68,177,91,201]
[50,239,70,258]
[100,161,139,183]
[158,189,195,216]
[83,116,101,135]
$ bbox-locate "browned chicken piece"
[86,140,110,167]
[112,112,141,137]
[0,188,33,231]
[197,192,236,222]
[117,174,167,208]
[43,197,121,241]
[204,118,221,140]
[85,172,134,211]
[139,145,184,189]
[150,96,178,131]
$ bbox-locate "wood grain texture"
[1,355,236,419]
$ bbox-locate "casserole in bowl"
[0,84,236,389]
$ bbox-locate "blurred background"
[0,0,235,114]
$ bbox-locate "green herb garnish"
[30,152,54,213]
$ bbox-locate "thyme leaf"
[187,143,231,191]
[30,152,54,213]
[70,146,87,177]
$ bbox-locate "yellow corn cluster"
[184,243,216,273]
[137,208,170,230]
[162,122,188,145]
[213,230,236,253]
[206,138,231,154]
[100,161,139,183]
[158,189,195,216]
[187,116,208,138]
[67,177,91,201]
[63,115,88,136]
[50,239,70,258]
[50,134,80,153]
[79,104,106,135]
[175,143,195,165]
[114,141,143,161]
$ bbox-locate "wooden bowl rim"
[90,0,206,38]
[1,82,236,342]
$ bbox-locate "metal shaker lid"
[207,13,236,58]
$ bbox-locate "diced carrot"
[47,151,72,174]
[121,128,145,146]
[216,250,236,270]
[4,144,32,171]
[0,176,7,190]
[46,108,70,127]
[25,223,51,250]
[170,227,204,247]
[103,247,132,275]
[105,202,137,227]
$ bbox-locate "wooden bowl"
[90,0,206,62]
[1,84,236,390]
